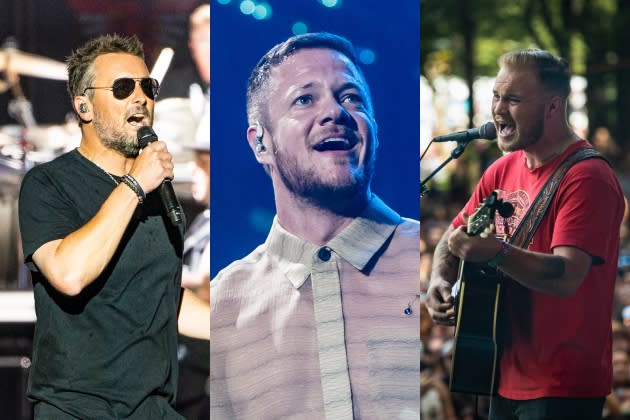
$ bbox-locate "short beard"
[274,143,375,215]
[93,111,139,158]
[500,111,544,153]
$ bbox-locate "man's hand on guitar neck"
[448,225,504,263]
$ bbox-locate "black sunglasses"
[83,77,160,100]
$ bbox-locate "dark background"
[0,0,204,125]
[210,0,420,276]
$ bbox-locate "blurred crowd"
[420,126,630,420]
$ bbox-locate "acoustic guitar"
[449,191,514,395]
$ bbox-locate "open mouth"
[497,122,516,137]
[313,137,357,152]
[127,114,147,127]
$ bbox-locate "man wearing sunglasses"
[18,34,184,419]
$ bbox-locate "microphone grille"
[479,122,497,140]
[137,126,158,149]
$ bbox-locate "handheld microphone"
[137,126,183,226]
[433,122,497,143]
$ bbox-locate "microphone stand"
[420,140,470,197]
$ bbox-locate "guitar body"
[448,191,512,396]
[449,262,502,395]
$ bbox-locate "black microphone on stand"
[433,122,497,143]
[421,122,497,197]
[137,126,183,226]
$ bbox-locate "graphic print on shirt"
[494,189,530,244]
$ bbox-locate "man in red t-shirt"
[426,49,624,419]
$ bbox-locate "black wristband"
[120,174,146,204]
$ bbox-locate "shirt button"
[318,247,331,261]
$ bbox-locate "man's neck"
[77,135,133,176]
[524,128,579,170]
[274,189,370,246]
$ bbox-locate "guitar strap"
[508,147,608,249]
[491,147,609,377]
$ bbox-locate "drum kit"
[0,44,78,182]
[0,45,77,290]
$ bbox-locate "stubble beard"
[499,112,545,153]
[273,141,375,213]
[93,110,139,158]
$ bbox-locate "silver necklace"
[103,171,120,185]
[78,148,120,186]
[92,160,120,186]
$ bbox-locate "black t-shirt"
[19,149,184,419]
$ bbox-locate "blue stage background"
[210,0,420,277]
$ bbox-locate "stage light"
[320,0,342,8]
[252,2,272,20]
[240,0,256,15]
[292,22,308,35]
[216,0,232,4]
[359,48,376,65]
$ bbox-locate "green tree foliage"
[421,0,630,146]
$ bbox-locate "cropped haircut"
[66,34,145,102]
[246,32,373,127]
[498,49,571,98]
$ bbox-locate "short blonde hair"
[499,49,571,98]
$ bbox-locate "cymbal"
[0,48,67,81]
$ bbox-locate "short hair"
[66,34,145,102]
[498,49,571,98]
[246,32,373,127]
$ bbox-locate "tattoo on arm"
[432,236,459,283]
[540,255,565,279]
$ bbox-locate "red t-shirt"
[453,140,624,399]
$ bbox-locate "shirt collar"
[265,195,402,289]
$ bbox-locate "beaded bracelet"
[487,240,510,269]
[120,174,146,204]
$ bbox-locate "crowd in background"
[420,127,630,419]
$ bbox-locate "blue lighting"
[359,48,376,65]
[320,0,341,8]
[292,21,308,35]
[252,3,272,20]
[240,0,256,15]
[216,0,232,4]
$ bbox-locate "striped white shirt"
[210,196,420,419]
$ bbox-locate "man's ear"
[74,96,93,122]
[246,124,272,165]
[546,95,564,119]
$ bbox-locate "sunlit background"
[421,2,630,418]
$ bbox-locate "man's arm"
[178,286,210,340]
[425,225,460,325]
[30,141,173,296]
[32,184,142,296]
[447,226,592,297]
